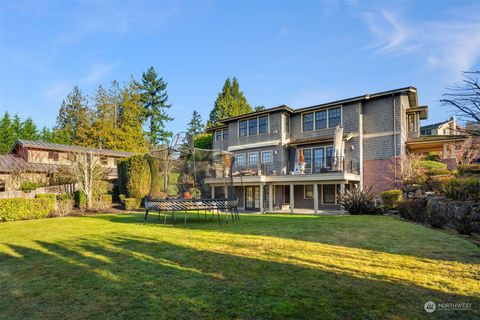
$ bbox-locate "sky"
[1,0,480,133]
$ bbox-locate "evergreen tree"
[11,114,22,141]
[90,84,117,149]
[20,118,38,140]
[56,86,92,146]
[254,105,266,112]
[137,66,173,146]
[39,126,53,142]
[187,110,204,137]
[0,112,15,153]
[208,77,252,127]
[51,128,72,145]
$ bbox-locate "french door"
[245,186,260,210]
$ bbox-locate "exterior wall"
[0,172,49,191]
[25,149,119,169]
[212,128,229,150]
[363,159,396,194]
[229,111,283,147]
[232,145,288,175]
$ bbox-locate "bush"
[337,185,382,215]
[458,164,480,175]
[397,199,427,222]
[194,133,213,149]
[95,194,112,210]
[55,199,74,217]
[124,198,141,211]
[119,194,126,203]
[189,187,201,199]
[74,190,87,211]
[441,177,480,201]
[118,155,151,199]
[35,193,57,201]
[0,198,55,222]
[420,160,450,176]
[380,190,403,209]
[20,181,41,192]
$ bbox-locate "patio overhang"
[406,135,467,153]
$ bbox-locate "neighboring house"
[420,117,461,136]
[206,86,466,213]
[0,140,133,192]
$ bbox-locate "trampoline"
[144,133,239,225]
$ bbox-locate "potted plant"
[298,149,306,174]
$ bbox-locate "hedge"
[458,164,480,175]
[74,190,87,210]
[441,177,480,202]
[0,198,56,222]
[380,190,403,209]
[420,160,450,175]
[35,193,57,201]
[118,155,151,199]
[124,198,141,211]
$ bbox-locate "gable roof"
[0,154,59,173]
[11,140,134,158]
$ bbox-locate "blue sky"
[1,0,479,133]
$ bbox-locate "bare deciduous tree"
[456,136,480,164]
[441,71,480,134]
[391,153,427,197]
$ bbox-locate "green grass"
[0,212,479,319]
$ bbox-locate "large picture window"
[328,108,341,127]
[239,120,247,137]
[315,111,327,129]
[248,153,258,165]
[249,118,258,136]
[259,116,268,134]
[303,113,314,131]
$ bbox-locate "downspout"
[392,94,397,181]
[359,101,364,188]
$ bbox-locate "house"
[206,86,466,213]
[0,140,133,192]
[420,117,461,136]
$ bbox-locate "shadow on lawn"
[0,234,478,320]
[90,212,480,265]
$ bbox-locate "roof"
[406,135,467,144]
[208,86,419,127]
[12,140,134,157]
[0,154,59,173]
[421,117,458,131]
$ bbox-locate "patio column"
[260,184,264,214]
[289,184,294,214]
[211,186,215,199]
[313,183,319,215]
[224,185,228,199]
[340,183,346,213]
[268,184,273,212]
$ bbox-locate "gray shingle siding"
[363,96,395,134]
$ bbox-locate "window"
[259,116,268,134]
[303,113,314,131]
[313,148,324,174]
[326,147,333,168]
[216,130,222,141]
[248,118,258,136]
[328,108,341,127]
[236,154,246,167]
[223,129,229,140]
[239,120,248,137]
[408,114,416,132]
[304,185,314,199]
[100,156,108,165]
[0,180,5,192]
[248,153,258,165]
[285,114,290,133]
[261,151,272,163]
[48,151,59,161]
[323,184,336,204]
[315,110,327,129]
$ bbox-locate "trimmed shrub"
[119,194,126,203]
[147,156,163,198]
[124,198,141,211]
[0,198,55,222]
[397,199,427,222]
[337,185,382,215]
[380,190,403,209]
[36,193,57,201]
[74,190,87,211]
[420,160,450,176]
[20,181,41,192]
[118,155,151,199]
[458,164,480,175]
[94,194,113,210]
[441,177,480,202]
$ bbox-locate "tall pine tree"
[208,77,252,127]
[0,112,15,154]
[21,118,38,140]
[56,86,92,146]
[137,66,173,146]
[187,110,204,137]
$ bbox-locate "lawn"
[0,213,479,319]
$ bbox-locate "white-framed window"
[236,154,246,167]
[248,152,258,165]
[302,106,342,132]
[223,129,228,140]
[261,151,272,163]
[304,185,314,199]
[216,129,228,141]
[238,115,269,137]
[301,145,334,173]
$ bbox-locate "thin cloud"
[82,61,119,84]
[44,81,70,100]
[362,8,480,78]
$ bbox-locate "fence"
[0,184,77,199]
